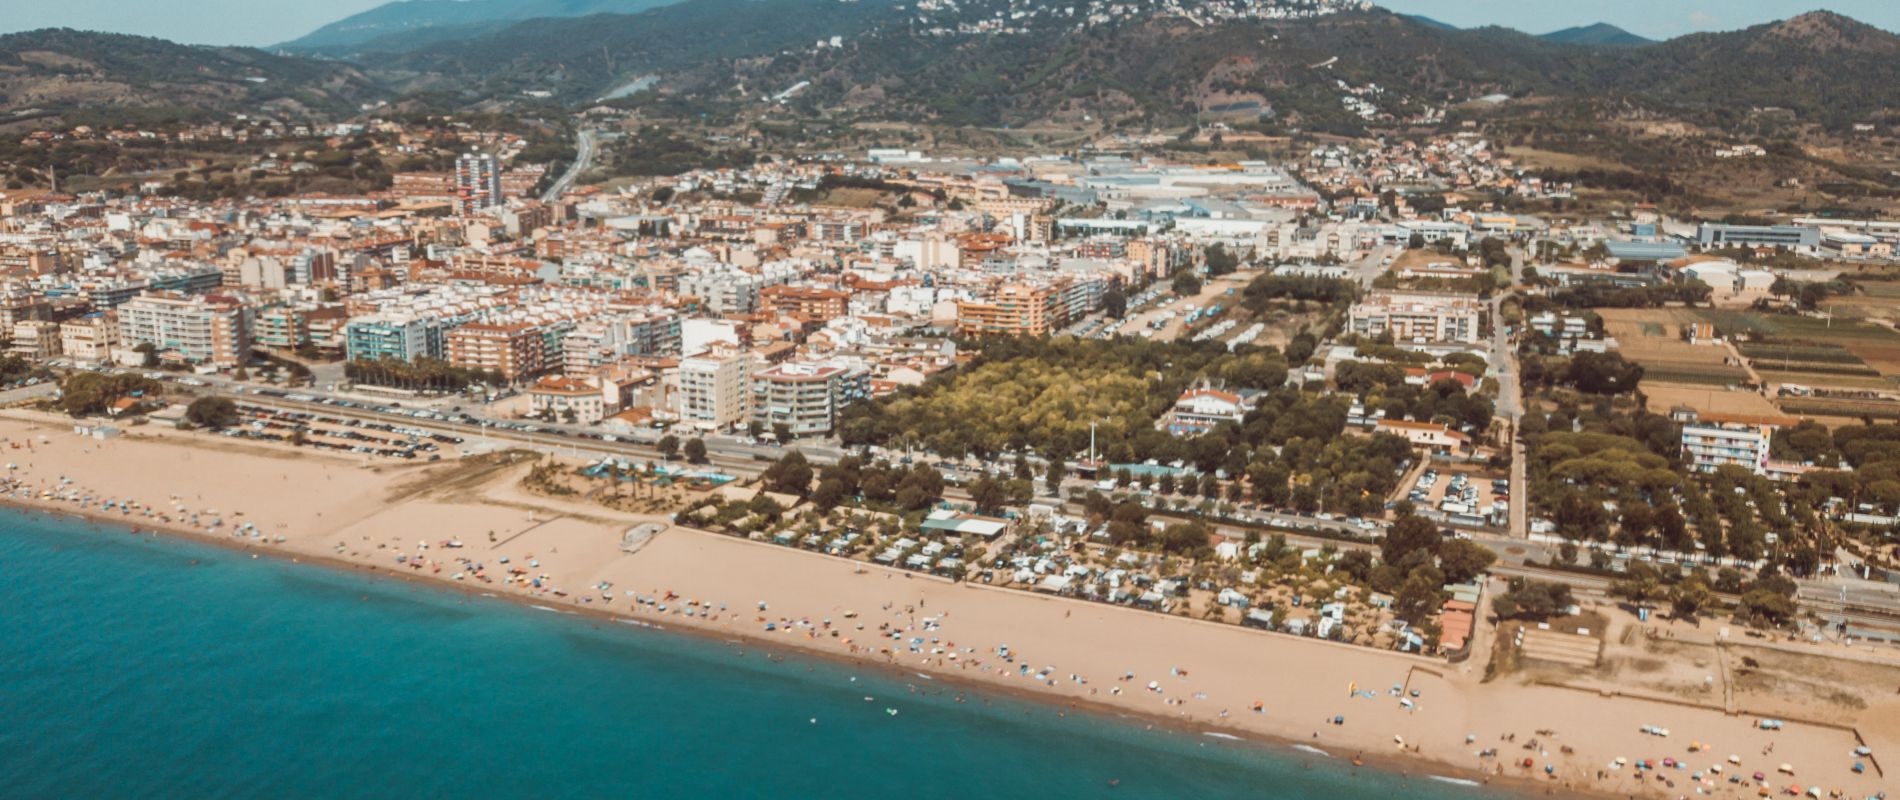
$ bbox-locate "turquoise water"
[0,509,1499,799]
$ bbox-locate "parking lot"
[1404,466,1508,528]
[232,402,462,460]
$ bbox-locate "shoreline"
[10,496,1581,799]
[0,416,1880,799]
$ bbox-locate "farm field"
[1693,308,1900,375]
[1641,384,1787,419]
[1595,308,1748,385]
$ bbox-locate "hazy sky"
[0,0,1895,47]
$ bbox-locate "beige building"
[59,314,118,364]
[528,376,606,424]
[678,348,758,431]
[9,320,61,361]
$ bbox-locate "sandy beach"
[1,412,1888,800]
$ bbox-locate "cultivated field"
[1641,384,1786,419]
[1596,308,1748,387]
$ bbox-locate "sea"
[0,509,1500,799]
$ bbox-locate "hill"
[1539,23,1653,46]
[280,0,687,54]
[362,2,1900,132]
[0,29,380,122]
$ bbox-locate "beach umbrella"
[1730,755,1744,764]
[1853,746,1871,756]
[1614,757,1629,766]
[1753,772,1766,781]
[1779,763,1794,774]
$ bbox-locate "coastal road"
[540,128,597,203]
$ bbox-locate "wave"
[1203,732,1243,741]
[1292,744,1331,758]
[1428,776,1480,787]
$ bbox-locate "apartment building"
[760,285,849,323]
[446,322,547,382]
[561,312,682,376]
[751,360,868,436]
[955,283,1060,337]
[1346,292,1482,343]
[59,313,117,364]
[1673,410,1791,476]
[678,349,759,431]
[345,313,447,362]
[116,291,251,367]
[455,152,503,213]
[528,376,606,424]
[8,321,61,361]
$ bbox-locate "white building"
[116,292,251,367]
[1678,417,1775,475]
[1346,292,1482,343]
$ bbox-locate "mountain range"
[279,0,686,54]
[0,28,377,122]
[0,2,1894,133]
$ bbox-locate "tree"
[1171,271,1203,297]
[1043,458,1065,492]
[761,450,813,496]
[1610,562,1667,609]
[969,475,1009,515]
[1670,575,1715,621]
[684,437,708,464]
[1737,588,1796,626]
[772,422,794,444]
[812,478,847,512]
[1437,539,1497,584]
[1493,580,1574,621]
[1203,243,1241,276]
[134,342,159,368]
[1102,287,1128,319]
[185,396,239,429]
[1393,571,1445,624]
[1382,514,1439,568]
[658,434,680,460]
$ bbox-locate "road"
[541,128,597,203]
[1350,244,1395,290]
[1491,247,1528,539]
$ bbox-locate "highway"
[541,128,597,203]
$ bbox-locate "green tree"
[1171,271,1203,297]
[760,450,813,496]
[1670,575,1715,621]
[184,396,239,429]
[812,478,847,512]
[1101,287,1128,319]
[658,434,680,460]
[1610,562,1667,609]
[684,437,708,464]
[969,475,1009,515]
[1436,539,1497,584]
[1381,514,1439,568]
[772,422,794,444]
[1044,457,1065,492]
